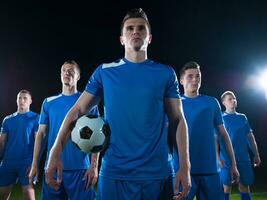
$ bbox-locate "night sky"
[0,0,266,182]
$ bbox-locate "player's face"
[120,18,152,52]
[180,68,201,93]
[223,94,237,110]
[16,92,32,111]
[61,63,80,87]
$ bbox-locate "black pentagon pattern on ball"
[102,123,110,137]
[86,114,98,119]
[80,126,93,139]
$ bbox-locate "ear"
[180,78,184,85]
[120,36,124,46]
[148,34,152,44]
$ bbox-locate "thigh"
[238,162,254,186]
[0,161,17,186]
[63,170,95,200]
[17,160,32,186]
[97,176,142,200]
[219,166,231,186]
[41,174,68,200]
[198,174,224,200]
[143,176,173,200]
[184,175,199,200]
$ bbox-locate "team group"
[0,8,261,200]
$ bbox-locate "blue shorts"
[41,169,95,200]
[220,162,254,186]
[185,174,224,200]
[0,158,31,186]
[97,176,173,200]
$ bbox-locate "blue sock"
[224,193,230,200]
[240,192,251,200]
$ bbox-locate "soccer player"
[218,91,261,200]
[28,60,99,199]
[0,90,39,200]
[172,61,240,200]
[45,8,191,200]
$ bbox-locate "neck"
[62,85,77,96]
[184,90,199,98]
[17,108,29,113]
[225,108,236,113]
[124,49,147,63]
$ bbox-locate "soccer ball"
[71,114,109,153]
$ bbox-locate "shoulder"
[101,59,125,69]
[2,112,18,123]
[44,93,63,104]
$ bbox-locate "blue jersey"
[39,92,99,170]
[173,95,223,174]
[1,111,39,161]
[85,58,180,180]
[219,112,252,164]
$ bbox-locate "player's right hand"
[45,146,63,191]
[28,165,39,186]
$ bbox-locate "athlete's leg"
[21,185,35,200]
[0,185,13,200]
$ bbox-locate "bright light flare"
[258,69,267,98]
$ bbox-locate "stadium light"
[258,69,267,99]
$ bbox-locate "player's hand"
[45,146,63,191]
[230,165,239,184]
[253,155,261,167]
[83,165,98,190]
[173,166,191,199]
[28,165,38,186]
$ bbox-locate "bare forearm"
[176,118,190,169]
[248,133,260,156]
[222,133,236,167]
[32,131,45,167]
[90,153,99,169]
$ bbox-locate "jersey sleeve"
[213,98,223,126]
[85,65,103,97]
[34,114,40,132]
[165,67,180,98]
[39,99,49,125]
[0,117,9,134]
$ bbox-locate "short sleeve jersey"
[1,111,39,161]
[39,92,99,170]
[85,58,180,180]
[173,95,223,174]
[219,112,252,163]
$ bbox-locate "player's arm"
[83,153,99,189]
[0,132,7,160]
[247,132,261,167]
[165,98,191,198]
[29,124,47,185]
[217,124,239,182]
[214,134,223,168]
[46,91,101,190]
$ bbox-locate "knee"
[239,184,249,193]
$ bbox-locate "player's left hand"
[173,166,191,199]
[253,155,261,167]
[83,165,98,190]
[230,165,239,184]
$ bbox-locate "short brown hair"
[180,61,200,78]
[221,91,235,102]
[18,89,32,97]
[120,8,151,34]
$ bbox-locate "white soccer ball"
[71,115,109,153]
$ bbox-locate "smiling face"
[180,68,201,96]
[120,18,152,52]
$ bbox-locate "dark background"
[0,0,266,187]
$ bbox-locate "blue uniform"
[173,95,224,200]
[39,92,98,200]
[0,111,39,186]
[219,112,254,186]
[85,58,180,200]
